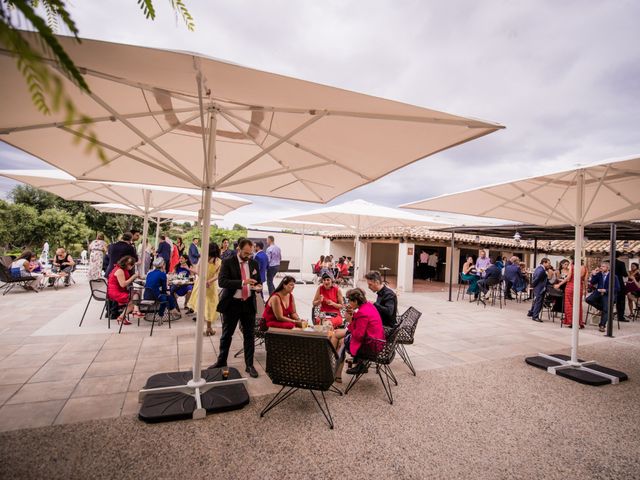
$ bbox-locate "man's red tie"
[240,261,250,300]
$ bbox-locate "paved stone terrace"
[0,270,637,432]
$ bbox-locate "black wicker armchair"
[395,307,422,376]
[344,318,405,405]
[260,330,342,429]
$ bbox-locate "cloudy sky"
[1,0,638,227]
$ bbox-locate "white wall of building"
[248,229,325,273]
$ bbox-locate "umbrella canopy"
[401,154,640,369]
[0,169,250,216]
[0,33,503,198]
[401,155,640,226]
[0,33,502,418]
[280,199,452,279]
[91,203,223,223]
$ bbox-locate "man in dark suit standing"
[210,238,262,378]
[615,252,629,322]
[527,258,551,322]
[156,235,172,267]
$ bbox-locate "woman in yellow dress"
[188,242,222,336]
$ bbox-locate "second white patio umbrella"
[402,154,640,384]
[0,169,250,273]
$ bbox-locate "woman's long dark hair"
[208,242,220,260]
[274,276,296,294]
[18,250,34,261]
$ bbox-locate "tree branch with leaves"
[0,0,194,163]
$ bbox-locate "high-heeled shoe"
[203,327,215,336]
[117,316,132,326]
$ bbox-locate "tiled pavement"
[0,272,637,432]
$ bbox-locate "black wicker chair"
[344,318,405,405]
[260,330,342,429]
[395,307,422,376]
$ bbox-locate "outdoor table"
[379,266,391,284]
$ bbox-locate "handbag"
[546,284,564,298]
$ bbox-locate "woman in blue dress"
[461,255,480,301]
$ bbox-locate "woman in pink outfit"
[331,288,385,382]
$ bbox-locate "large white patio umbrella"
[0,32,502,419]
[278,199,452,281]
[0,169,249,272]
[402,154,640,383]
[251,219,347,281]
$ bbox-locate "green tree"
[35,208,91,254]
[8,184,58,212]
[0,199,39,250]
[0,1,194,162]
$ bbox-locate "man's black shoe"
[246,365,259,378]
[532,317,543,323]
[619,318,630,322]
[209,362,227,369]
[527,311,533,317]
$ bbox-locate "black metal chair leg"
[310,390,334,429]
[260,386,298,417]
[79,296,92,326]
[377,365,394,405]
[397,344,416,376]
[99,302,106,320]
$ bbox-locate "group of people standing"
[417,250,439,281]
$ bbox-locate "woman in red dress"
[262,276,302,329]
[107,255,142,325]
[312,273,344,328]
[559,261,587,328]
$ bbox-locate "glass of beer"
[301,319,308,329]
[222,367,230,380]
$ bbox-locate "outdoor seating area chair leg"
[310,390,335,429]
[328,384,343,396]
[397,344,416,376]
[260,386,298,418]
[79,296,92,327]
[344,361,371,395]
[377,364,395,405]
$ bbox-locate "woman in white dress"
[88,233,107,280]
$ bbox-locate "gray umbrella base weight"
[138,368,250,423]
[525,354,628,386]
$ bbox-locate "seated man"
[477,262,502,300]
[504,256,525,299]
[364,270,397,328]
[587,261,620,333]
[144,258,182,321]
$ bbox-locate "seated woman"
[262,275,302,329]
[331,288,386,381]
[336,257,350,282]
[50,247,75,287]
[314,255,325,275]
[145,257,182,321]
[107,255,142,325]
[10,250,43,290]
[312,273,344,328]
[460,255,479,301]
[172,254,196,313]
